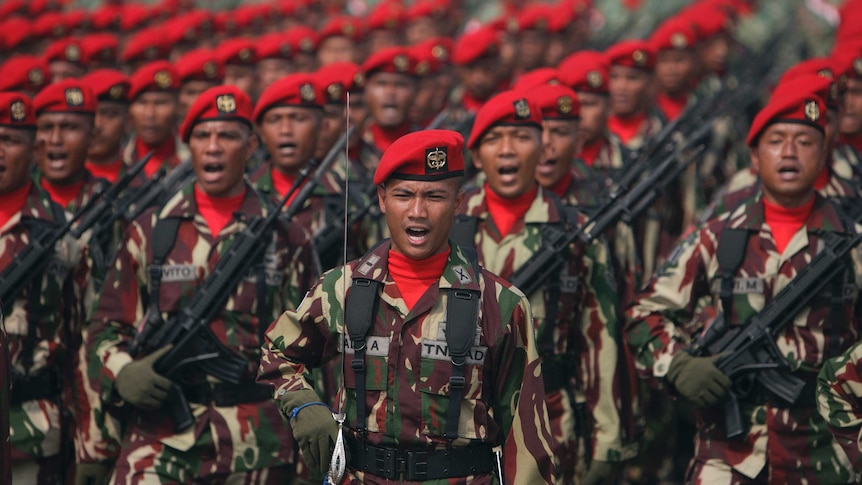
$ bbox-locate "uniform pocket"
[417,349,488,440]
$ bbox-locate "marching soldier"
[649,17,699,123]
[605,40,663,153]
[175,49,224,126]
[82,69,132,184]
[86,86,318,484]
[626,88,860,482]
[258,129,557,484]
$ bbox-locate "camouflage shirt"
[816,338,862,482]
[627,193,861,482]
[258,241,557,484]
[87,181,319,472]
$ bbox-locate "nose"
[48,125,62,146]
[499,134,516,158]
[406,196,428,219]
[279,118,293,137]
[204,133,221,154]
[780,138,798,158]
[541,129,553,158]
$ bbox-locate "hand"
[667,352,731,407]
[74,462,111,485]
[281,389,340,474]
[115,345,173,410]
[583,460,616,485]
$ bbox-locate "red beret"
[512,68,563,90]
[405,0,449,21]
[530,84,580,120]
[0,17,32,50]
[232,4,270,33]
[89,5,122,31]
[29,0,67,16]
[121,28,172,64]
[82,69,129,103]
[772,74,840,112]
[747,91,827,146]
[253,74,325,123]
[129,61,179,100]
[452,27,500,66]
[832,42,862,83]
[180,85,253,143]
[313,62,364,104]
[33,79,96,116]
[212,10,240,36]
[362,46,418,78]
[0,1,26,20]
[650,17,698,51]
[43,38,85,66]
[63,10,90,33]
[836,0,862,48]
[467,90,543,149]
[0,92,36,128]
[0,56,51,93]
[284,26,319,55]
[686,5,733,41]
[366,1,405,32]
[118,4,154,31]
[216,38,257,66]
[176,49,223,84]
[33,12,69,40]
[257,33,294,61]
[558,50,610,95]
[80,33,119,66]
[606,40,656,70]
[779,58,835,85]
[546,2,578,34]
[411,37,453,76]
[514,4,555,33]
[374,129,465,185]
[319,16,365,43]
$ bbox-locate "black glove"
[667,352,731,407]
[115,345,173,410]
[281,389,340,474]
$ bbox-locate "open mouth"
[406,226,429,244]
[498,165,519,175]
[277,142,297,157]
[203,163,225,174]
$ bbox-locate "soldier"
[216,38,259,101]
[511,4,553,74]
[649,17,699,123]
[256,33,295,96]
[605,40,662,153]
[409,38,455,129]
[450,27,504,116]
[836,44,862,180]
[258,129,556,484]
[82,69,131,184]
[0,55,52,98]
[626,89,859,482]
[124,61,189,180]
[86,85,319,484]
[366,2,405,53]
[0,91,87,484]
[43,38,87,83]
[317,16,365,67]
[453,90,633,484]
[283,26,320,74]
[175,49,224,126]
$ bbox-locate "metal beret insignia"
[393,54,410,72]
[280,43,292,58]
[28,69,45,86]
[513,98,530,119]
[300,83,316,102]
[416,61,429,75]
[10,100,26,121]
[53,25,65,37]
[327,83,343,101]
[670,32,687,49]
[238,48,253,62]
[109,85,125,100]
[203,61,218,79]
[587,70,603,88]
[65,88,85,107]
[632,50,646,66]
[431,45,447,60]
[145,46,159,60]
[804,100,820,122]
[65,44,81,62]
[342,23,355,36]
[300,38,314,53]
[154,70,173,89]
[216,94,236,113]
[425,146,447,172]
[557,95,573,114]
[354,72,365,87]
[817,68,833,78]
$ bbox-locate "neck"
[579,136,606,166]
[548,171,573,198]
[371,122,412,152]
[763,190,815,209]
[41,174,86,208]
[839,132,862,153]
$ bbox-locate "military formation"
[2,0,862,484]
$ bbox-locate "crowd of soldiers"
[2,0,862,484]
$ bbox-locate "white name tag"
[160,264,196,282]
[339,335,390,357]
[559,276,579,293]
[713,277,765,295]
[420,339,487,365]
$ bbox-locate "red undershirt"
[270,167,307,207]
[137,137,178,179]
[0,181,32,229]
[41,177,86,209]
[388,248,450,309]
[839,133,862,154]
[655,93,688,122]
[86,159,124,183]
[485,183,537,237]
[763,196,814,254]
[370,122,411,153]
[608,112,647,145]
[460,91,486,113]
[814,165,830,191]
[579,137,605,167]
[549,171,573,198]
[194,185,246,237]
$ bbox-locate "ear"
[469,148,483,171]
[749,146,760,173]
[377,185,386,215]
[245,130,260,158]
[454,188,465,213]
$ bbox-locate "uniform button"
[277,389,286,396]
[656,363,666,373]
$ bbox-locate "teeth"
[204,164,224,173]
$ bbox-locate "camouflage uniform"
[87,181,319,483]
[4,183,88,483]
[456,185,635,483]
[258,241,557,484]
[626,193,861,483]
[832,144,862,187]
[1,312,8,483]
[816,338,862,482]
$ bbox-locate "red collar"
[460,91,487,113]
[86,158,124,183]
[193,184,247,237]
[485,183,537,237]
[387,248,450,309]
[763,195,815,254]
[655,92,688,122]
[579,137,606,167]
[839,133,862,154]
[0,181,32,229]
[549,171,573,198]
[608,112,647,145]
[41,177,86,209]
[370,122,411,153]
[136,136,178,179]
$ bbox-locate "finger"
[137,396,160,411]
[319,439,332,473]
[151,376,173,391]
[301,442,318,469]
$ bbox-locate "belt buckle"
[406,450,429,480]
[374,446,398,479]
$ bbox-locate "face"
[129,91,178,146]
[188,120,257,197]
[655,49,697,95]
[317,36,358,66]
[293,53,318,73]
[577,92,610,144]
[49,61,86,83]
[179,80,217,124]
[315,103,346,160]
[698,33,732,75]
[840,79,862,137]
[224,65,258,100]
[257,106,322,176]
[257,58,293,94]
[0,127,35,194]
[405,18,440,45]
[348,93,368,146]
[36,112,93,185]
[608,65,652,117]
[410,76,438,124]
[378,177,463,260]
[751,122,824,207]
[538,119,579,188]
[516,30,548,72]
[458,58,499,101]
[88,101,128,161]
[471,125,542,198]
[368,30,402,53]
[364,72,417,128]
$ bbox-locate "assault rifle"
[130,152,337,431]
[0,152,151,307]
[689,228,862,438]
[123,160,194,224]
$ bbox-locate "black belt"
[347,436,493,481]
[11,370,60,405]
[183,382,273,406]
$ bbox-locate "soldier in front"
[258,129,556,484]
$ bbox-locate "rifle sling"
[450,215,478,249]
[148,216,182,317]
[716,228,750,327]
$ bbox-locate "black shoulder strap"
[345,277,382,434]
[444,246,481,440]
[716,227,750,320]
[147,216,181,314]
[450,215,478,248]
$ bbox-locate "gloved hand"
[667,352,731,407]
[281,389,340,474]
[115,345,173,410]
[74,462,111,485]
[583,460,616,485]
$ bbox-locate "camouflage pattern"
[32,170,108,215]
[611,111,663,153]
[2,183,88,481]
[86,181,319,482]
[626,193,861,482]
[816,338,862,482]
[0,312,8,484]
[832,144,862,188]
[458,185,635,483]
[121,136,191,179]
[577,135,628,190]
[258,241,557,485]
